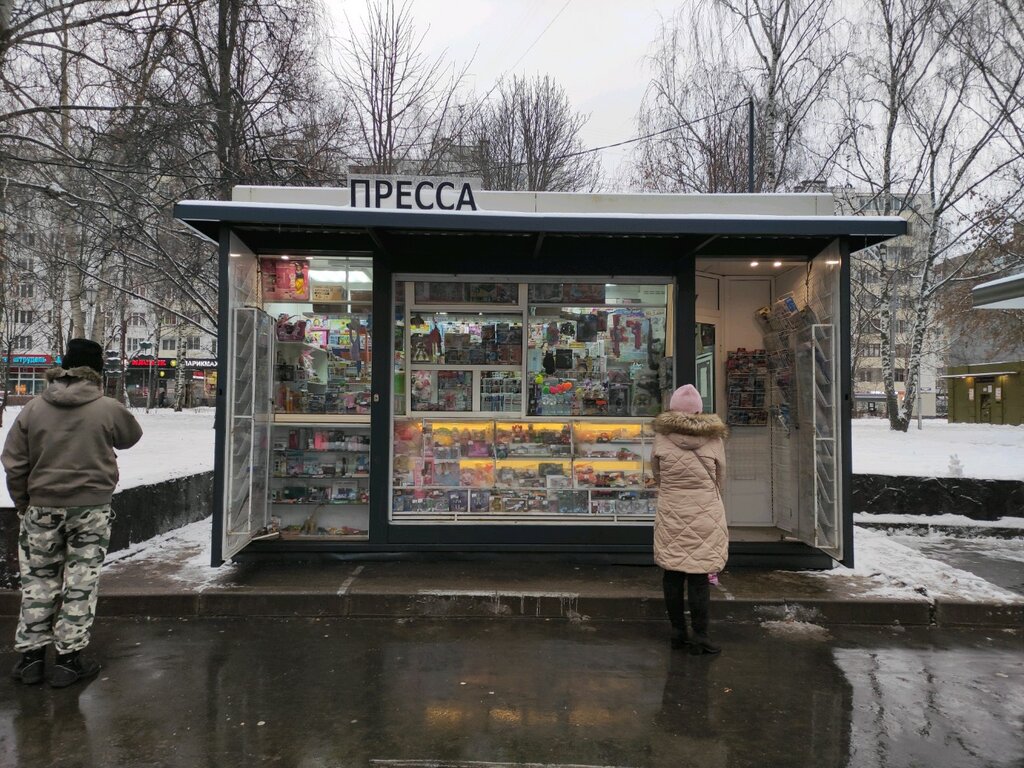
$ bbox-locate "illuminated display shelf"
[391,417,657,521]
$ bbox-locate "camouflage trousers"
[15,504,112,654]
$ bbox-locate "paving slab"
[3,540,1017,626]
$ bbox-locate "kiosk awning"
[172,201,907,260]
[972,272,1024,310]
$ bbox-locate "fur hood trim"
[652,411,728,439]
[44,366,103,385]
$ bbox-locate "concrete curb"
[2,589,1017,627]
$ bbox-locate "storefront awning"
[972,272,1024,309]
[172,201,907,260]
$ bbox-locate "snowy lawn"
[852,419,1024,480]
[0,406,215,508]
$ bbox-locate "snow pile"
[761,620,832,640]
[104,517,232,590]
[809,526,1022,604]
[852,420,1024,480]
[0,407,215,508]
[854,512,1024,529]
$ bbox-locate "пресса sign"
[348,175,480,211]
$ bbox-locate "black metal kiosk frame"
[174,200,905,568]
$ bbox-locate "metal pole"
[748,98,755,193]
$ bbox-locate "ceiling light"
[773,261,782,267]
[825,259,841,265]
[281,255,290,261]
[308,269,371,283]
[750,261,759,267]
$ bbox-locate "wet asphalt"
[0,617,1021,768]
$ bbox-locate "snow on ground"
[854,512,1024,529]
[0,406,215,508]
[104,517,231,589]
[852,419,1024,480]
[805,526,1023,604]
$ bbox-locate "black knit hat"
[62,338,104,374]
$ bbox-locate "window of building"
[161,338,176,352]
[18,283,34,298]
[894,368,907,382]
[127,338,141,352]
[14,335,33,350]
[16,310,34,325]
[186,336,200,350]
[129,312,146,327]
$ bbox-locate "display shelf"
[391,416,656,523]
[277,340,330,356]
[268,424,371,539]
[811,324,838,550]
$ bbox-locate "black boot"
[687,574,720,655]
[662,570,690,648]
[11,647,46,685]
[688,635,722,655]
[49,651,101,688]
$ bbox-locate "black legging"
[662,570,710,636]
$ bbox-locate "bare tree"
[333,0,469,175]
[633,0,847,192]
[464,75,599,192]
[839,0,1024,430]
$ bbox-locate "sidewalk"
[1,521,1019,628]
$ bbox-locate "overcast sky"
[326,0,684,180]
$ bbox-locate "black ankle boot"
[50,651,101,688]
[11,647,46,685]
[670,629,691,649]
[688,635,721,655]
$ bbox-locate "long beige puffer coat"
[651,411,729,573]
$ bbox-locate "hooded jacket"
[2,367,143,510]
[651,411,729,573]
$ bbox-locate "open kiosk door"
[793,250,844,562]
[223,306,274,559]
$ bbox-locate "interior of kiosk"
[695,255,842,558]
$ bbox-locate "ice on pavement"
[104,517,232,589]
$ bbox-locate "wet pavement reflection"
[0,618,1021,767]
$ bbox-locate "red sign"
[128,358,172,369]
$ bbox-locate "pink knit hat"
[669,384,703,414]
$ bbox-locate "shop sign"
[349,175,479,211]
[2,354,55,366]
[128,358,173,369]
[181,357,218,370]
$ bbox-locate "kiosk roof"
[173,200,907,259]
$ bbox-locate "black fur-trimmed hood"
[652,411,728,439]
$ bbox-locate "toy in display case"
[494,421,572,458]
[269,425,370,539]
[480,371,523,412]
[494,458,571,489]
[262,258,310,301]
[591,490,657,517]
[574,460,644,489]
[411,370,473,411]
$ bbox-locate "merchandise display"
[267,425,370,539]
[726,349,768,426]
[267,257,373,415]
[391,418,656,520]
[409,312,523,365]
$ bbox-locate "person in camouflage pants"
[16,505,113,654]
[3,339,142,688]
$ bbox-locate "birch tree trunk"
[174,332,186,411]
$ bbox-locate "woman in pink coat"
[651,384,729,654]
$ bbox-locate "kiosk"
[174,188,905,568]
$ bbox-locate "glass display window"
[390,417,657,523]
[266,256,373,415]
[408,311,522,366]
[267,424,370,539]
[414,281,519,305]
[526,284,669,418]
